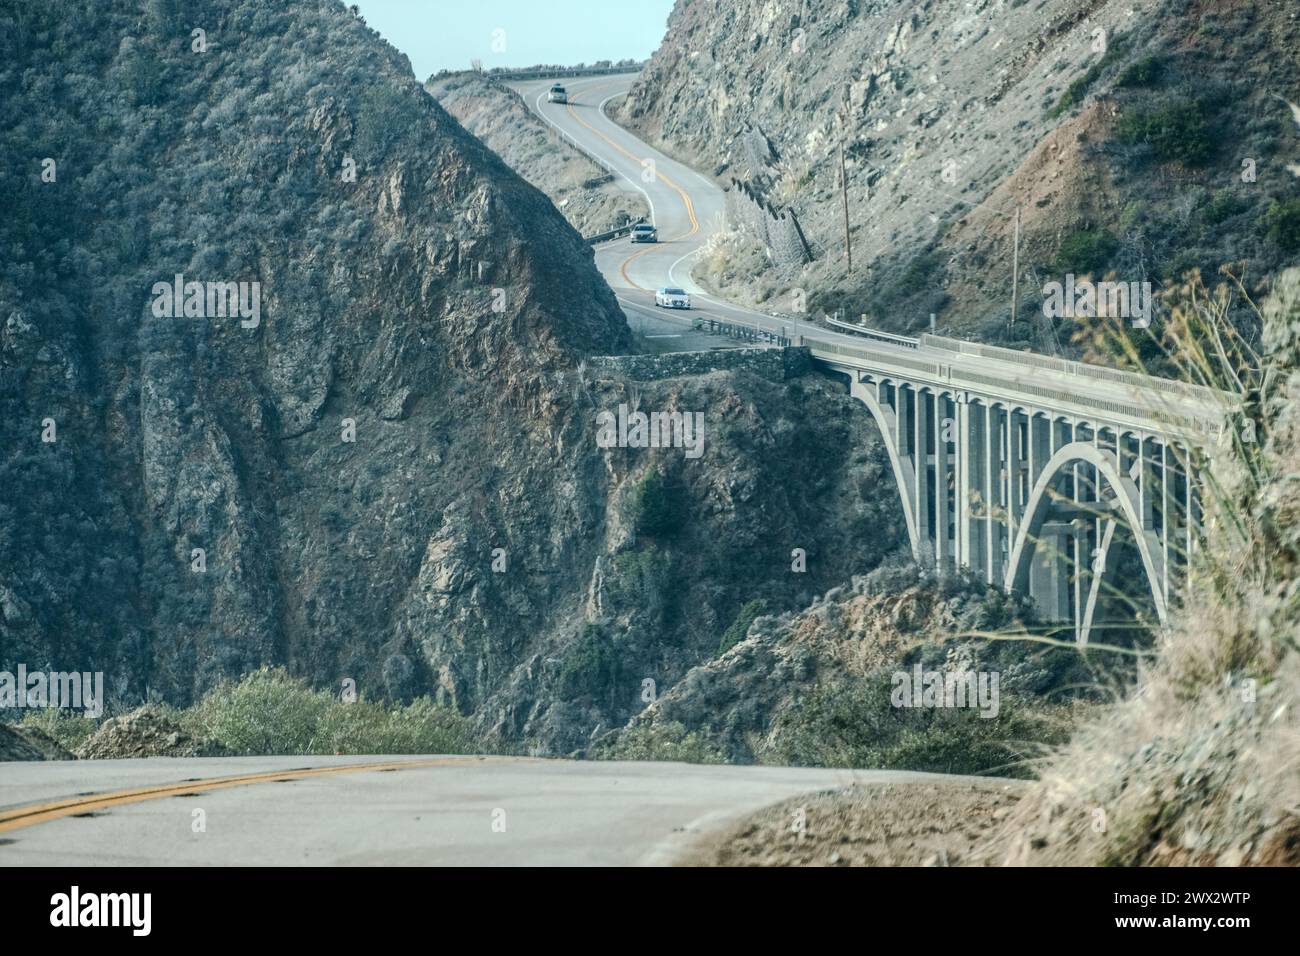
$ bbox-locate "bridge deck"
[804,325,1230,448]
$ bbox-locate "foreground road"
[0,756,965,865]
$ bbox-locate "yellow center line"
[562,84,700,293]
[0,756,480,834]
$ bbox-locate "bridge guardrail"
[696,317,793,346]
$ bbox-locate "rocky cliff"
[0,0,907,753]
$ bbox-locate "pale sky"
[354,0,676,80]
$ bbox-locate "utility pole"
[1010,204,1022,328]
[839,140,852,274]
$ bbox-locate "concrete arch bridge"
[807,327,1233,643]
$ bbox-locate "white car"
[547,84,568,104]
[630,223,658,243]
[655,287,691,309]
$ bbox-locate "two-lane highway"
[511,73,829,343]
[0,755,968,865]
[509,74,914,350]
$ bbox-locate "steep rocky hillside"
[427,72,648,237]
[618,0,1300,351]
[597,563,1088,772]
[0,0,907,753]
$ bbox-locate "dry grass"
[994,265,1300,866]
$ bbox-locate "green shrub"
[1116,55,1164,88]
[1204,190,1250,226]
[1116,98,1214,166]
[1262,198,1300,253]
[593,721,726,764]
[17,708,100,753]
[606,548,677,623]
[624,468,685,538]
[179,666,482,755]
[557,625,625,700]
[1055,228,1119,274]
[764,675,1072,777]
[718,599,767,654]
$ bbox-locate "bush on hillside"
[1116,98,1215,166]
[1055,228,1119,275]
[179,667,482,755]
[592,720,726,764]
[1261,197,1300,253]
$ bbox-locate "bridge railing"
[920,334,1219,403]
[802,334,1228,442]
[696,317,792,346]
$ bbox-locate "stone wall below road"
[590,346,811,382]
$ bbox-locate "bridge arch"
[1004,441,1168,633]
[849,378,920,557]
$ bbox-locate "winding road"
[511,73,839,344]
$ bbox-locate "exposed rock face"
[426,72,648,237]
[618,0,1300,343]
[76,706,222,759]
[0,0,629,714]
[0,0,909,753]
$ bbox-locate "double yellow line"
[564,84,700,291]
[0,757,471,835]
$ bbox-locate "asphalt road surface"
[0,755,963,865]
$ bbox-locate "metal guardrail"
[585,218,646,245]
[695,317,793,347]
[921,334,1218,402]
[824,316,920,349]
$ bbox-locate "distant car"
[630,223,658,243]
[655,287,691,309]
[547,84,568,104]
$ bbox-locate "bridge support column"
[934,393,951,569]
[914,388,931,563]
[1007,409,1023,565]
[957,396,974,570]
[984,403,1000,585]
[1031,521,1072,621]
